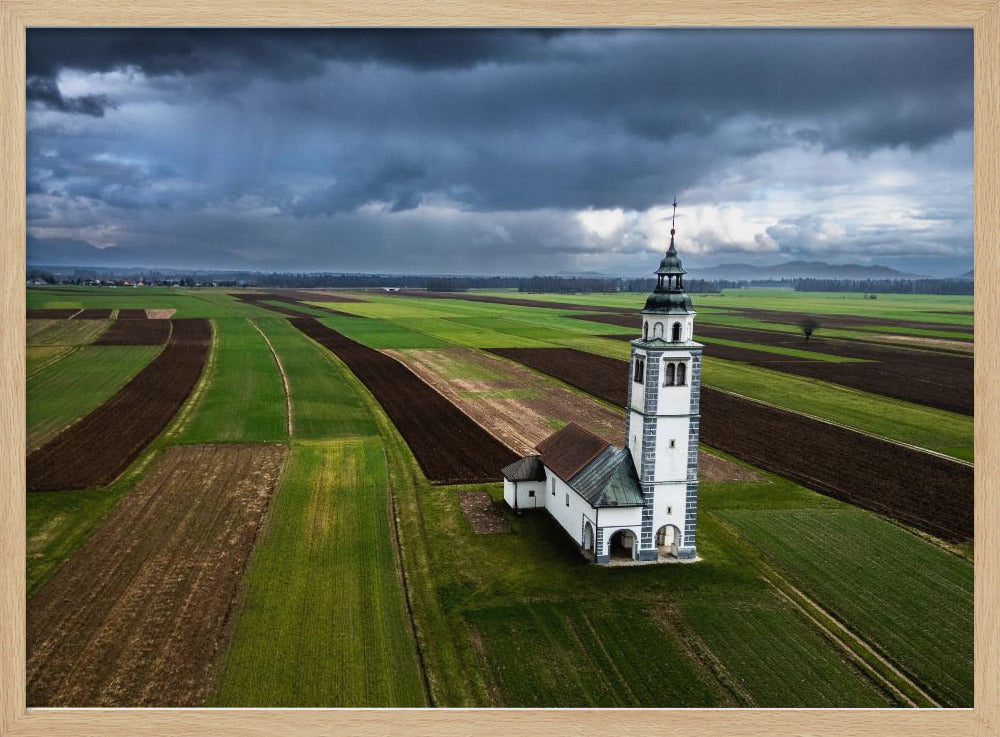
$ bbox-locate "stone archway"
[608,529,636,560]
[655,524,682,558]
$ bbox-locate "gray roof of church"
[500,455,547,482]
[569,445,644,508]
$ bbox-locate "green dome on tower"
[644,199,693,314]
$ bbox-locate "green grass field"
[210,438,425,707]
[175,317,288,444]
[27,318,111,347]
[716,505,973,706]
[27,345,162,452]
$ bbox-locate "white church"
[501,213,702,564]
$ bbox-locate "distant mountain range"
[687,260,921,281]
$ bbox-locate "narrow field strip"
[290,317,517,484]
[209,439,425,707]
[27,443,288,707]
[27,319,212,491]
[27,318,111,347]
[707,385,973,467]
[249,318,293,436]
[488,346,972,542]
[27,345,163,453]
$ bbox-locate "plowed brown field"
[384,347,624,452]
[27,309,80,319]
[27,443,288,707]
[696,325,973,415]
[488,347,972,541]
[93,318,171,346]
[392,347,755,481]
[231,292,361,318]
[74,308,113,319]
[290,318,517,484]
[116,309,148,319]
[27,319,212,491]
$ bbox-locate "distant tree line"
[518,276,720,294]
[794,278,974,295]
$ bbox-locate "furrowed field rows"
[210,439,425,707]
[466,601,724,707]
[93,318,171,345]
[574,314,972,414]
[27,319,212,491]
[27,345,163,453]
[487,347,973,542]
[290,317,517,484]
[27,318,111,347]
[27,443,288,706]
[696,324,973,415]
[716,505,973,706]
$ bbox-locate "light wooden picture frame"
[1,2,996,735]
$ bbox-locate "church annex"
[501,207,703,564]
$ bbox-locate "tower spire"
[667,197,677,255]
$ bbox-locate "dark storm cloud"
[25,29,974,273]
[26,75,115,116]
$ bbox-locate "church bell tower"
[624,200,702,561]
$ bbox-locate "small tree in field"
[798,316,820,341]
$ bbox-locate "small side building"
[502,423,668,563]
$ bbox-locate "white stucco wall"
[642,314,694,343]
[649,481,689,546]
[503,478,545,509]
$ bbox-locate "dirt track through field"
[290,318,517,484]
[488,347,972,542]
[27,319,212,491]
[27,443,288,707]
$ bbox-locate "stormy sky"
[26,29,973,276]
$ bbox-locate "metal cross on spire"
[667,196,678,255]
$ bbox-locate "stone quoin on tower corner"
[500,200,703,564]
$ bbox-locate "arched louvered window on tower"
[677,362,687,386]
[664,362,676,386]
[672,322,682,342]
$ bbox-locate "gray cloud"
[25,29,974,274]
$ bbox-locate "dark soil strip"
[487,347,972,542]
[27,443,288,706]
[27,319,212,491]
[595,322,973,414]
[574,313,641,329]
[700,387,973,542]
[231,292,362,318]
[116,309,148,319]
[93,318,171,346]
[26,309,80,319]
[725,306,974,336]
[695,325,973,416]
[290,317,517,484]
[73,308,113,319]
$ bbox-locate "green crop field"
[27,345,162,452]
[717,504,973,706]
[27,318,111,347]
[210,438,425,707]
[466,601,724,707]
[175,317,288,444]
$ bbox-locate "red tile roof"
[536,422,610,482]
